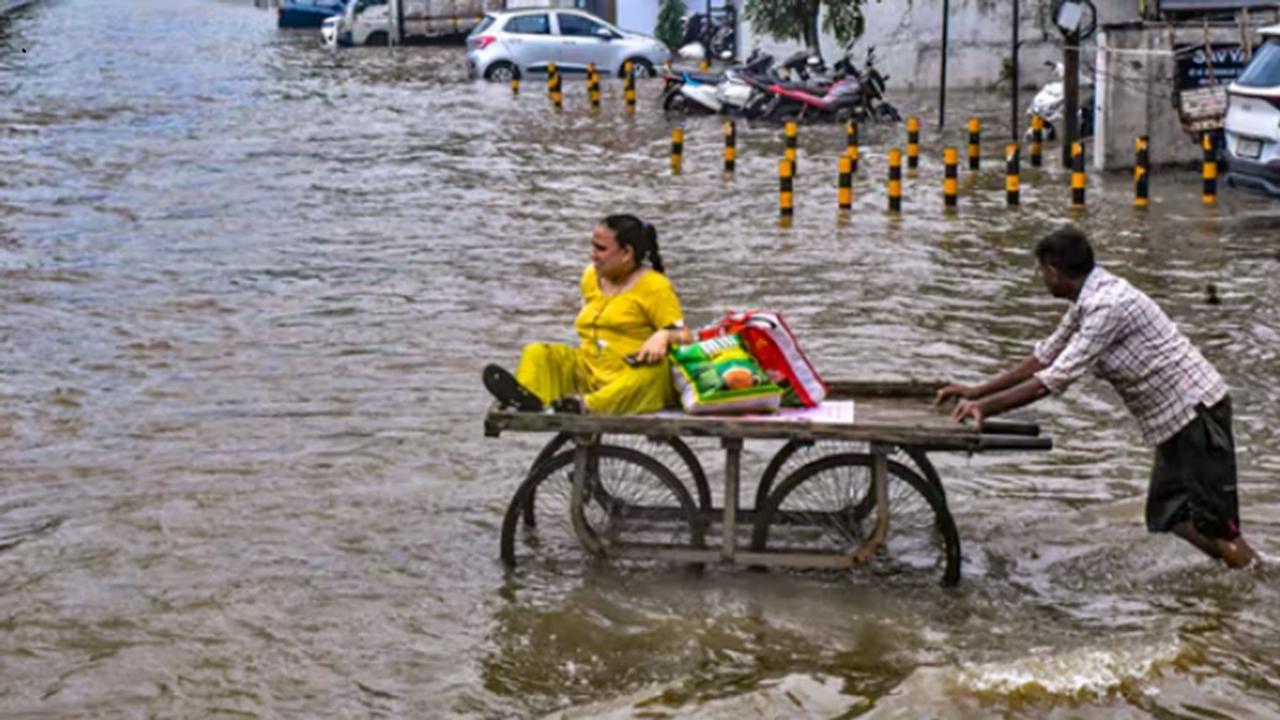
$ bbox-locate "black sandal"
[483,364,543,413]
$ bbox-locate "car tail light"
[473,35,497,50]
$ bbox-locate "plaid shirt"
[1034,267,1227,445]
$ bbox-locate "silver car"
[466,9,670,82]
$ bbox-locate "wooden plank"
[825,378,944,399]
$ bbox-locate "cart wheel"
[755,441,940,512]
[750,453,961,586]
[524,434,712,519]
[501,445,705,567]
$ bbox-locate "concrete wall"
[615,1,658,36]
[1094,20,1273,169]
[736,0,1142,91]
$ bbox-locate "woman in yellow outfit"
[483,215,693,415]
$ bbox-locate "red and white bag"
[696,310,828,407]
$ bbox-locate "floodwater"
[2,0,1280,717]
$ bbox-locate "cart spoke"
[751,452,961,585]
[501,445,705,568]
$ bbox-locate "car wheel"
[485,62,519,83]
[364,31,389,47]
[622,58,655,78]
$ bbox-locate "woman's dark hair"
[1035,225,1095,278]
[603,214,665,274]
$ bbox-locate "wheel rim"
[751,452,960,584]
[501,445,704,567]
[489,64,514,83]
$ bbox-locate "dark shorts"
[1146,396,1240,540]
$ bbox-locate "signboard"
[1174,42,1254,89]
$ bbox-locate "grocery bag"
[669,334,783,415]
[696,310,827,407]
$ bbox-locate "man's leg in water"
[1171,519,1257,568]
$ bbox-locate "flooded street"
[3,0,1280,716]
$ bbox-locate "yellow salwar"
[515,265,683,415]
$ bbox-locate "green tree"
[744,0,878,61]
[656,0,688,50]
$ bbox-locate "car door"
[500,13,557,75]
[555,12,616,75]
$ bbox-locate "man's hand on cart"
[950,398,985,427]
[935,383,980,405]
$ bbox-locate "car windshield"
[1236,38,1280,88]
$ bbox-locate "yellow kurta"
[516,265,684,414]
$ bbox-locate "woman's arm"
[635,325,689,363]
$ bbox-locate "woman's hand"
[634,330,672,364]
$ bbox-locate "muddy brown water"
[2,1,1280,717]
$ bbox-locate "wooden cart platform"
[485,380,1053,586]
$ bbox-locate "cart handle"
[977,419,1041,437]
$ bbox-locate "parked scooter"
[679,7,736,60]
[1024,61,1095,141]
[662,49,773,115]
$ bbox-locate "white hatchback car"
[1224,23,1280,197]
[466,9,670,82]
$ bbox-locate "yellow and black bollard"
[671,128,684,174]
[888,148,903,214]
[846,120,859,174]
[779,158,794,223]
[967,118,981,171]
[700,56,710,72]
[1071,142,1086,208]
[943,147,959,211]
[1006,143,1021,206]
[1135,136,1149,208]
[587,63,601,110]
[784,121,798,176]
[838,155,853,212]
[624,61,636,112]
[1030,114,1044,167]
[547,62,562,110]
[723,120,736,174]
[906,116,920,170]
[511,74,520,96]
[1202,132,1217,205]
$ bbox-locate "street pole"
[939,0,950,128]
[1011,0,1019,141]
[1063,32,1080,168]
[389,0,401,48]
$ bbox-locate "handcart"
[484,380,1052,586]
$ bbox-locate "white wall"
[615,0,658,35]
[735,0,1142,90]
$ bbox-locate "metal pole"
[1012,0,1020,141]
[939,0,950,128]
[1063,33,1080,168]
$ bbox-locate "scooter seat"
[678,71,724,85]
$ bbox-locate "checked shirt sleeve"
[1035,298,1129,394]
[1033,306,1078,366]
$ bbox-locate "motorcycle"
[743,48,900,124]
